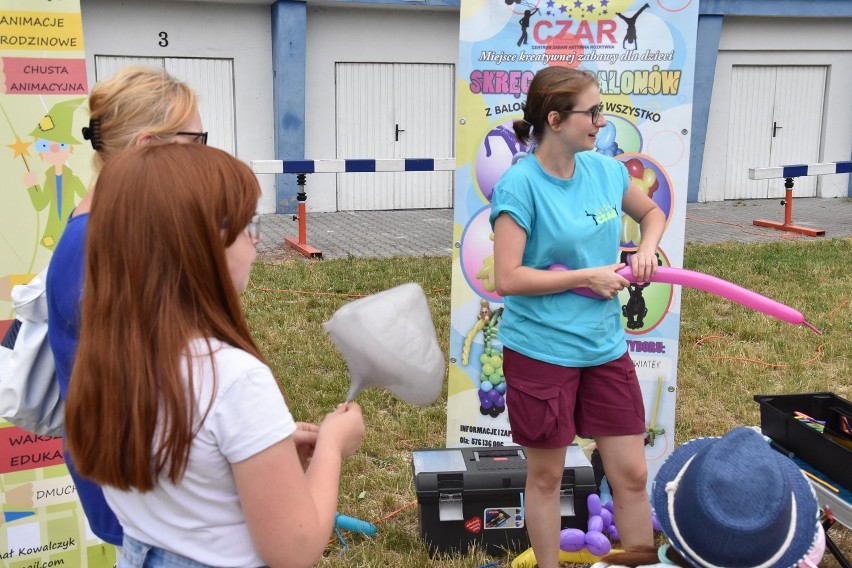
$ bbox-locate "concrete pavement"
[257,197,852,261]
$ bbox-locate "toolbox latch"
[559,488,575,516]
[438,492,464,521]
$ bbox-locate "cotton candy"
[324,283,445,406]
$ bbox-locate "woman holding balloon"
[490,66,666,568]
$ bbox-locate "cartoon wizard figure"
[23,97,88,251]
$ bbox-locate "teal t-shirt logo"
[586,204,618,226]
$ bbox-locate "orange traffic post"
[753,177,825,237]
[284,172,323,258]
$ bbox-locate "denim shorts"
[118,535,217,568]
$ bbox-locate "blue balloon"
[595,121,616,149]
[480,380,493,392]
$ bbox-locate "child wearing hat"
[593,427,825,568]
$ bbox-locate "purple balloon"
[608,524,619,542]
[600,508,612,527]
[487,389,501,403]
[587,493,602,516]
[603,500,614,513]
[559,528,586,552]
[652,510,662,532]
[585,531,611,556]
[588,515,604,533]
[481,399,493,410]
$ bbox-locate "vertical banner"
[0,1,115,565]
[448,0,698,491]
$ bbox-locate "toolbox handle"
[472,448,526,461]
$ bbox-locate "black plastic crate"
[754,392,851,490]
[412,446,596,555]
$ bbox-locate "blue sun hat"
[652,427,820,568]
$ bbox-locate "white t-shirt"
[104,338,296,567]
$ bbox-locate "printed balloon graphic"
[616,154,673,249]
[595,122,621,156]
[475,119,529,202]
[595,114,643,157]
[460,206,502,301]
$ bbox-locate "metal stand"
[284,173,323,258]
[752,177,825,237]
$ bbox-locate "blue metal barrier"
[747,161,852,237]
[251,158,455,257]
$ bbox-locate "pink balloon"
[560,528,586,552]
[547,263,601,299]
[613,265,819,332]
[547,263,820,334]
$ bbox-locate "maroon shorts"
[502,348,646,449]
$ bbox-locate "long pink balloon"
[549,263,821,334]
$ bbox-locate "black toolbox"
[754,392,852,490]
[412,445,596,555]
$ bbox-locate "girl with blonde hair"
[47,65,208,547]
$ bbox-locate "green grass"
[244,239,851,567]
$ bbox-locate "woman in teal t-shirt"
[490,66,666,568]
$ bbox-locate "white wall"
[699,17,852,201]
[305,6,459,212]
[80,0,277,213]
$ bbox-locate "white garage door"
[724,65,826,199]
[335,62,455,210]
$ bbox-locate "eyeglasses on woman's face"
[221,214,261,241]
[560,103,604,124]
[175,131,208,145]
[245,215,261,241]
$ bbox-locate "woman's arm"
[493,212,628,299]
[621,180,666,283]
[233,403,364,568]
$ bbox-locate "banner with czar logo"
[0,0,115,565]
[447,0,699,493]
